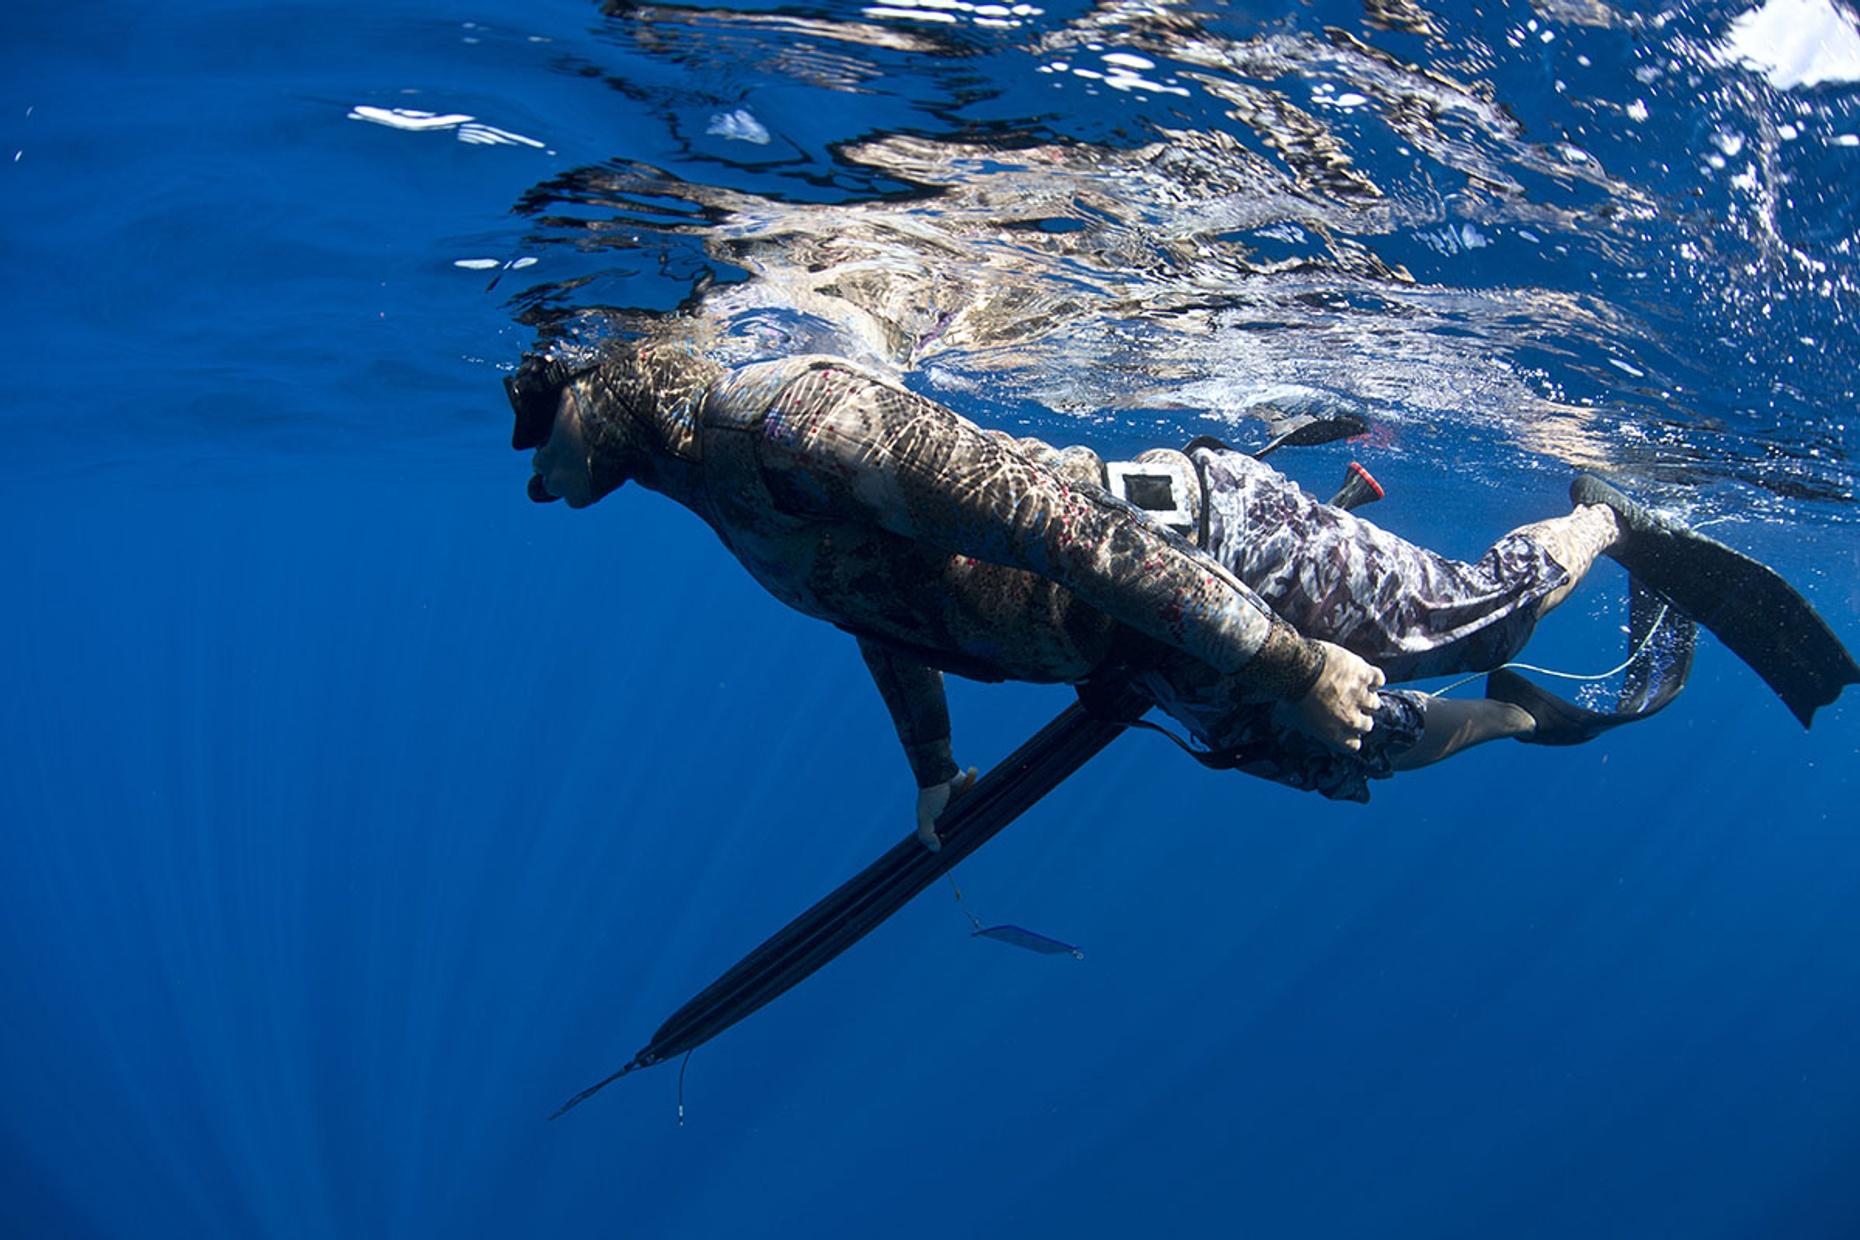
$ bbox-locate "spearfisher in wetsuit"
[508,336,1672,844]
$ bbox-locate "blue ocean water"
[5,0,1860,1235]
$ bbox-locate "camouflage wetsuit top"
[516,340,1567,801]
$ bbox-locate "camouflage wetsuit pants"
[1132,446,1570,802]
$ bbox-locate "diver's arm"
[858,638,960,789]
[746,362,1327,701]
[857,638,977,850]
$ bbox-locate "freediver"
[508,336,1858,849]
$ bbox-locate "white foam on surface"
[861,0,1041,24]
[1719,0,1860,88]
[452,257,538,272]
[706,109,771,145]
[350,106,473,130]
[347,106,546,149]
[863,5,958,20]
[1102,66,1190,97]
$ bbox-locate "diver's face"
[529,385,596,507]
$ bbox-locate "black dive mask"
[507,353,572,451]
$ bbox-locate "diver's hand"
[915,766,978,852]
[1282,640,1384,753]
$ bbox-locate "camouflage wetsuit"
[518,343,1567,802]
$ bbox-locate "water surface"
[4,0,1859,1235]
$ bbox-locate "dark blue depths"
[4,0,1860,1236]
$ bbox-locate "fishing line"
[945,874,986,934]
[1424,603,1671,700]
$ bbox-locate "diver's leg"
[1193,446,1580,680]
[1388,697,1535,770]
[1503,504,1621,618]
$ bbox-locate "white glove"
[915,766,978,852]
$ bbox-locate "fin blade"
[1627,534,1855,726]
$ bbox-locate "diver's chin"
[528,466,623,507]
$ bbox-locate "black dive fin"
[1253,410,1367,458]
[1571,475,1860,727]
[549,686,1150,1118]
[1487,579,1696,746]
